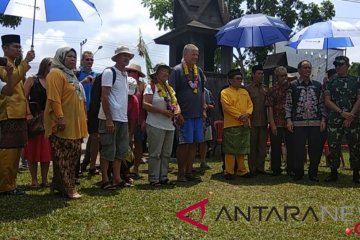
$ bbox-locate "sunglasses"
[84,58,94,62]
[127,70,138,74]
[335,63,345,67]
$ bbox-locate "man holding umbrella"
[0,34,35,195]
[324,56,360,183]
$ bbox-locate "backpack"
[88,67,116,119]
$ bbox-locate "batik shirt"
[285,79,326,127]
[265,81,289,127]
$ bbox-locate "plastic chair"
[212,120,224,156]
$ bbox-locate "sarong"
[0,119,27,148]
[223,126,250,155]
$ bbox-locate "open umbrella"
[287,20,360,69]
[0,0,101,49]
[215,13,292,48]
[288,20,360,49]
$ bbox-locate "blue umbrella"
[287,20,360,69]
[0,0,101,48]
[288,21,360,49]
[216,13,292,48]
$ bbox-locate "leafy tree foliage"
[141,0,335,69]
[0,15,22,29]
[349,62,360,77]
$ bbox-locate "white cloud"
[0,0,169,75]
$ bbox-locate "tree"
[0,15,22,29]
[141,0,335,69]
[349,62,360,76]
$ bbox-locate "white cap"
[128,77,137,95]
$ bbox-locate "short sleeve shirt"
[144,84,175,131]
[98,67,128,122]
[169,63,204,119]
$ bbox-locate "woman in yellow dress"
[44,47,87,199]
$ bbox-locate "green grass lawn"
[1,154,359,240]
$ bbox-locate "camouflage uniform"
[324,75,360,170]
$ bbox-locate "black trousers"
[269,127,294,174]
[293,126,325,178]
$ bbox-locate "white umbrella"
[288,20,360,69]
[0,0,101,49]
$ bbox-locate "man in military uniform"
[324,56,360,183]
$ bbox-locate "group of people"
[0,35,214,198]
[221,58,360,184]
[0,33,359,199]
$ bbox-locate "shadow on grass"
[210,170,359,189]
[80,186,121,197]
[0,193,69,222]
[135,183,178,190]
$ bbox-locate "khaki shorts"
[99,120,129,161]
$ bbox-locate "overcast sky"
[0,0,359,77]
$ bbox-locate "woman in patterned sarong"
[44,47,87,199]
[220,69,253,180]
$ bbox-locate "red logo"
[176,198,209,232]
[346,223,360,236]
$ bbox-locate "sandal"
[88,168,100,176]
[110,181,134,189]
[31,184,40,189]
[101,182,114,190]
[160,179,176,186]
[6,188,26,196]
[150,181,161,187]
[40,183,50,188]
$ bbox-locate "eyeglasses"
[84,58,94,62]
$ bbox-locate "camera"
[0,57,7,66]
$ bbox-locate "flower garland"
[183,62,199,94]
[154,81,177,112]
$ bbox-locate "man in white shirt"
[98,46,134,189]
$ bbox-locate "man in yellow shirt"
[0,34,35,195]
[221,69,253,180]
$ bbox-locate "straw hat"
[125,63,145,77]
[111,46,134,62]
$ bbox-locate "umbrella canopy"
[0,0,100,48]
[216,13,292,48]
[288,20,360,49]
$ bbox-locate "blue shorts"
[178,118,204,144]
